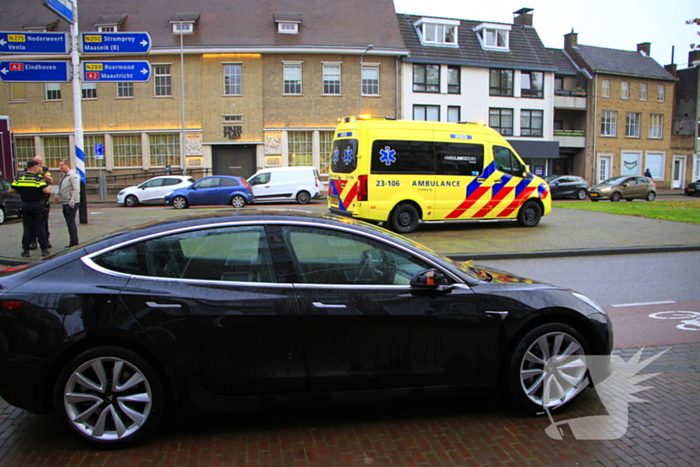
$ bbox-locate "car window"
[280,226,431,286]
[163,178,182,186]
[492,146,524,177]
[250,173,271,185]
[435,142,484,176]
[196,178,220,189]
[94,226,276,283]
[220,177,240,187]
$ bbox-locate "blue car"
[164,175,254,209]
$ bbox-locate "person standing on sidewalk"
[56,158,80,248]
[10,160,52,257]
[26,155,54,250]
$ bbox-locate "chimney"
[690,50,700,67]
[664,64,677,76]
[637,42,651,56]
[564,30,578,49]
[513,8,533,26]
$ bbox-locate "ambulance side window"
[493,146,525,177]
[331,139,358,174]
[371,140,435,174]
[436,143,484,176]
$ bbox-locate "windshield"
[544,175,558,183]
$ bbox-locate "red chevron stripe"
[445,186,490,219]
[343,182,358,207]
[473,186,514,218]
[496,187,536,217]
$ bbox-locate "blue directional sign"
[0,32,68,54]
[42,0,74,24]
[81,33,152,54]
[83,61,151,82]
[0,60,70,82]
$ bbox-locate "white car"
[117,176,194,207]
[247,166,321,204]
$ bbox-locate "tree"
[687,18,700,49]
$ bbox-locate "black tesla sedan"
[0,210,613,448]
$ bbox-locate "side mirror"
[410,269,445,290]
[622,183,629,188]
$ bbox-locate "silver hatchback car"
[588,176,656,202]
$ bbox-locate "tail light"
[242,179,252,190]
[357,175,368,201]
[1,300,26,311]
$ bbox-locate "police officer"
[26,155,53,250]
[10,160,52,257]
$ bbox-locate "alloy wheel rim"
[519,332,587,408]
[64,356,153,441]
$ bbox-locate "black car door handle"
[146,301,182,309]
[485,310,509,320]
[312,302,347,309]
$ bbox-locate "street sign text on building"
[42,0,74,24]
[0,60,70,82]
[81,33,151,54]
[0,32,68,54]
[82,61,151,82]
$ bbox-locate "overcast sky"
[392,0,698,68]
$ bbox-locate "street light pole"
[358,44,374,113]
[70,1,87,224]
[178,24,187,175]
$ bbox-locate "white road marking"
[611,300,676,308]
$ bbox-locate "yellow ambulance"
[327,115,551,233]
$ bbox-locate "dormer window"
[172,22,194,34]
[169,14,200,35]
[414,18,459,47]
[278,22,298,34]
[474,23,510,51]
[275,12,301,35]
[98,25,117,32]
[95,15,127,33]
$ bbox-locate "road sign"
[95,143,104,160]
[81,33,152,54]
[0,60,69,82]
[0,32,68,54]
[82,61,151,82]
[42,0,74,24]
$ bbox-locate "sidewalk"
[1,189,699,265]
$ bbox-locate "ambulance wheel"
[390,203,420,234]
[517,201,542,227]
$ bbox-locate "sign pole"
[70,1,87,224]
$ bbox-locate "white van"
[247,166,321,204]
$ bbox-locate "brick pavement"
[0,344,698,467]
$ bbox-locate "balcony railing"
[553,130,585,137]
[555,89,587,97]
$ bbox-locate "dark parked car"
[0,178,21,224]
[588,176,656,202]
[544,175,589,200]
[164,175,254,208]
[685,178,700,197]
[0,211,613,448]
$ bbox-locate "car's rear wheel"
[517,201,542,227]
[124,195,139,208]
[576,189,587,200]
[231,195,246,208]
[296,191,311,204]
[389,203,420,233]
[507,323,589,413]
[610,192,621,202]
[172,196,188,209]
[0,207,5,225]
[646,191,656,201]
[54,346,164,449]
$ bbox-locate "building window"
[172,23,194,34]
[625,112,642,138]
[46,83,61,100]
[43,136,69,169]
[288,131,312,166]
[10,83,27,101]
[648,114,664,139]
[117,82,133,98]
[489,69,514,96]
[520,109,543,137]
[97,25,117,32]
[14,137,35,168]
[419,22,457,46]
[224,64,242,96]
[362,65,379,96]
[283,63,302,95]
[113,135,142,167]
[621,81,630,100]
[554,76,564,91]
[82,82,97,99]
[520,71,543,98]
[322,63,341,95]
[640,83,648,101]
[154,65,172,97]
[602,79,611,98]
[476,26,509,50]
[149,134,180,167]
[413,105,440,121]
[413,64,440,93]
[447,66,460,94]
[489,108,513,136]
[447,106,460,123]
[646,152,665,179]
[84,135,106,168]
[601,110,617,136]
[223,115,243,123]
[278,22,298,34]
[319,131,334,175]
[657,85,665,102]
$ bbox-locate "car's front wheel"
[54,346,164,449]
[231,195,246,208]
[646,191,656,201]
[172,196,188,209]
[610,192,621,202]
[506,323,590,413]
[517,201,542,227]
[124,195,139,208]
